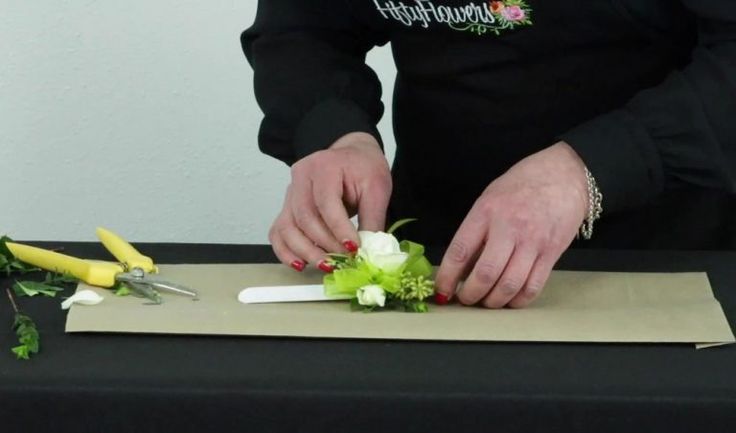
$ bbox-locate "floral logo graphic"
[372,0,533,37]
[451,1,533,35]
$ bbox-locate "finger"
[435,213,488,303]
[288,181,343,254]
[313,176,359,253]
[280,225,332,272]
[482,246,537,309]
[357,181,391,232]
[457,233,515,305]
[507,252,556,309]
[269,221,306,272]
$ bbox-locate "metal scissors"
[6,227,198,304]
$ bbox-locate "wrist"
[550,141,590,214]
[329,132,382,152]
[552,141,603,240]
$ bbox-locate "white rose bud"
[357,231,409,273]
[356,284,387,307]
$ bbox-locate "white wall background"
[0,1,396,243]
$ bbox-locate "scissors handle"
[6,242,122,287]
[96,227,157,273]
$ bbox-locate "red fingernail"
[435,293,449,305]
[290,260,305,272]
[318,260,334,273]
[343,240,358,253]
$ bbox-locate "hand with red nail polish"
[317,260,335,273]
[290,260,306,272]
[268,132,392,272]
[434,142,588,309]
[434,292,449,305]
[343,240,359,253]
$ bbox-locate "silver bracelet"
[579,167,603,240]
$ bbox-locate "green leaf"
[44,272,78,285]
[399,240,433,278]
[0,236,43,275]
[386,218,417,235]
[114,284,131,296]
[11,260,38,274]
[325,253,358,270]
[0,235,14,259]
[11,345,30,360]
[399,240,424,257]
[324,268,372,297]
[375,272,401,293]
[405,301,429,313]
[13,280,64,297]
[19,332,39,352]
[349,298,364,311]
[11,313,39,360]
[404,256,433,278]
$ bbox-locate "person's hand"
[270,132,392,272]
[435,142,589,308]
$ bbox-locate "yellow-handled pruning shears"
[6,227,198,304]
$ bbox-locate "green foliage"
[351,297,430,313]
[0,236,38,276]
[2,237,78,360]
[386,218,417,235]
[0,235,14,260]
[13,281,64,297]
[326,253,358,270]
[403,301,429,313]
[11,313,39,360]
[12,272,78,297]
[45,272,77,285]
[114,283,131,296]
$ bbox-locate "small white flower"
[356,284,386,307]
[357,231,409,273]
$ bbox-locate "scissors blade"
[116,271,198,300]
[237,284,351,304]
[126,280,163,305]
[148,280,198,299]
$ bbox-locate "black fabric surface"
[1,243,735,433]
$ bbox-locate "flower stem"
[6,288,19,313]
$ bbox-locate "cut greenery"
[2,235,78,360]
[5,288,40,360]
[13,272,77,298]
[0,235,38,275]
[11,313,39,360]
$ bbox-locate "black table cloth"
[1,243,735,433]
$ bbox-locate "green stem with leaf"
[5,288,40,360]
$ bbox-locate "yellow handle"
[96,227,157,273]
[5,242,122,287]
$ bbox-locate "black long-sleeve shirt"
[242,0,736,249]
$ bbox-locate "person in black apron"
[242,1,736,308]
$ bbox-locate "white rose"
[356,284,386,307]
[357,231,409,273]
